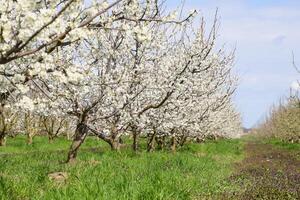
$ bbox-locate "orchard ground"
[0,136,299,200]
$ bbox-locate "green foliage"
[0,137,244,200]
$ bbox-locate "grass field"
[0,136,244,200]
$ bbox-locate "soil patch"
[228,142,300,199]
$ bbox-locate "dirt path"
[229,141,300,200]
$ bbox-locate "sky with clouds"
[166,0,300,128]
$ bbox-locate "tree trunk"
[132,130,139,152]
[162,136,167,149]
[67,132,72,140]
[109,139,121,151]
[0,103,4,116]
[196,137,205,143]
[155,135,166,150]
[147,132,156,152]
[171,135,177,152]
[66,119,88,163]
[88,127,121,151]
[0,134,6,146]
[179,135,187,147]
[27,134,33,145]
[48,136,54,143]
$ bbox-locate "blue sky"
[166,0,300,128]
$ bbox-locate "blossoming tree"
[0,0,242,162]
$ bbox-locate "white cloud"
[291,81,300,91]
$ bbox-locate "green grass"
[264,138,300,151]
[264,138,300,160]
[0,136,244,200]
